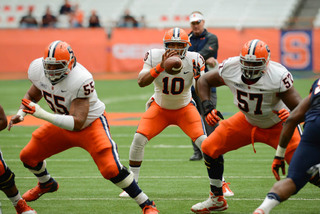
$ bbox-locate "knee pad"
[110,166,134,189]
[129,133,148,162]
[0,167,15,190]
[194,135,206,151]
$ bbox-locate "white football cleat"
[191,192,228,213]
[222,181,234,197]
[253,208,267,214]
[119,191,130,197]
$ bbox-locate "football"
[164,56,183,75]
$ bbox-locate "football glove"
[21,98,53,121]
[192,59,201,79]
[202,100,224,127]
[272,156,285,181]
[273,108,290,122]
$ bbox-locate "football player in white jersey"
[119,28,208,198]
[8,40,159,214]
[190,39,302,213]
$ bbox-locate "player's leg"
[184,108,226,212]
[0,152,36,214]
[85,115,159,213]
[191,112,252,213]
[189,90,205,161]
[129,102,169,182]
[191,153,228,213]
[20,123,72,202]
[254,121,320,214]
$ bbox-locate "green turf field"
[0,76,318,214]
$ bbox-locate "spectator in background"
[187,10,234,198]
[138,15,147,28]
[19,6,38,28]
[117,9,138,28]
[59,0,73,15]
[88,10,101,28]
[42,6,57,28]
[69,3,84,28]
[188,11,219,161]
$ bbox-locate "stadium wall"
[0,28,319,75]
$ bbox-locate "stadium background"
[0,0,320,77]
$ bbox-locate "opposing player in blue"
[253,78,320,214]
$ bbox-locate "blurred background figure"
[19,6,38,28]
[41,6,57,28]
[138,15,147,28]
[59,0,73,15]
[188,11,219,161]
[69,3,84,28]
[117,9,138,28]
[88,10,101,28]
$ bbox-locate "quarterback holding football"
[119,27,209,197]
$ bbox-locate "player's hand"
[205,109,224,126]
[21,99,43,118]
[8,115,24,131]
[160,49,179,68]
[192,59,201,79]
[273,108,290,122]
[272,156,285,181]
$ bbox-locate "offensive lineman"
[8,40,159,214]
[119,27,207,198]
[191,39,302,213]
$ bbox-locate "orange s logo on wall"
[280,30,312,71]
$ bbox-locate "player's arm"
[8,84,43,130]
[272,95,310,180]
[68,98,89,131]
[196,70,225,126]
[278,95,310,150]
[278,86,302,111]
[0,105,7,131]
[196,70,224,101]
[272,86,302,122]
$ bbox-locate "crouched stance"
[8,40,159,214]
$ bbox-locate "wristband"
[17,109,27,120]
[36,106,74,131]
[275,145,286,158]
[53,114,75,131]
[202,100,214,115]
[150,64,164,78]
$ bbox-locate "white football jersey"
[141,49,205,110]
[219,56,294,128]
[28,58,105,129]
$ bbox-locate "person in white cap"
[188,11,219,161]
[188,10,234,197]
